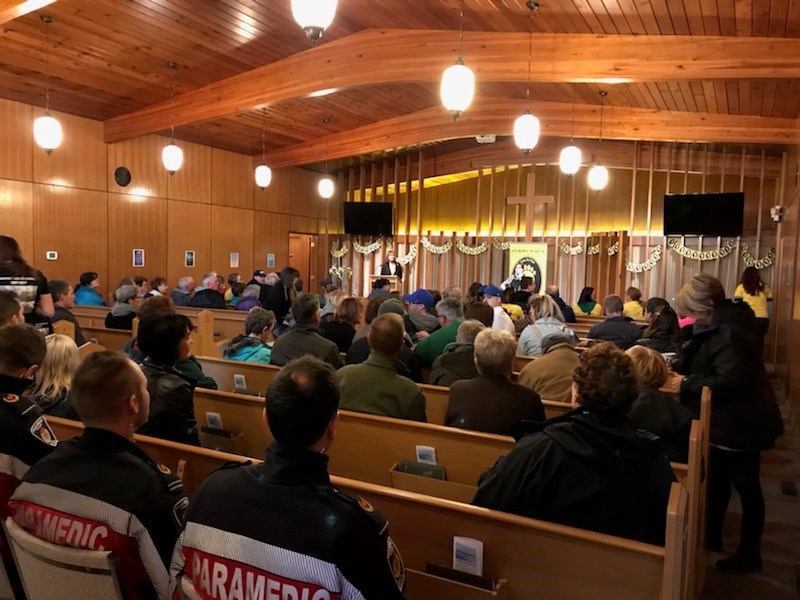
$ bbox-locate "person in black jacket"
[588,295,642,349]
[636,305,681,355]
[105,283,141,330]
[379,250,403,281]
[136,314,198,444]
[672,273,780,573]
[473,342,675,546]
[263,267,300,327]
[49,280,87,346]
[546,284,576,323]
[10,351,188,600]
[188,272,226,309]
[171,356,406,599]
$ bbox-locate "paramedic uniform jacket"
[8,427,188,600]
[0,373,57,515]
[171,442,406,600]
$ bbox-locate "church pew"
[51,320,75,340]
[80,326,132,350]
[194,356,574,424]
[77,341,105,360]
[45,416,689,600]
[684,388,711,600]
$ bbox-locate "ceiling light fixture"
[254,108,272,189]
[161,62,184,175]
[291,0,338,43]
[318,117,334,199]
[587,90,609,191]
[33,15,62,154]
[559,85,582,175]
[440,0,475,120]
[513,2,541,155]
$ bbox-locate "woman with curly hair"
[473,342,674,545]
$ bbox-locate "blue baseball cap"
[403,289,435,307]
[482,284,502,298]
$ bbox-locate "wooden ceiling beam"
[0,0,56,24]
[104,29,800,142]
[262,97,799,168]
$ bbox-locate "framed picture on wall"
[132,249,145,268]
[185,251,195,268]
[230,252,240,268]
[267,253,275,268]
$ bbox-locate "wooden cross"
[507,172,553,242]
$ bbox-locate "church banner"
[504,243,548,294]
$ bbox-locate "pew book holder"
[401,565,507,599]
[199,426,244,455]
[390,464,477,504]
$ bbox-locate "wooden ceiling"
[1,1,799,161]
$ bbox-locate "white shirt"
[491,305,516,334]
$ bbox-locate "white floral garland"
[352,238,383,254]
[330,241,349,258]
[328,266,352,280]
[420,236,453,254]
[492,239,511,251]
[741,245,776,270]
[456,239,488,255]
[560,241,584,255]
[667,238,736,261]
[607,241,620,256]
[396,243,418,265]
[626,245,662,273]
[587,244,600,255]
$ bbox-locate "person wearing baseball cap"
[402,289,438,339]
[482,284,516,334]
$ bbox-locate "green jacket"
[413,319,463,367]
[336,354,426,422]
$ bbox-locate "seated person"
[368,277,391,301]
[518,332,580,404]
[134,276,151,298]
[227,281,245,306]
[136,314,198,444]
[221,308,275,364]
[624,286,645,319]
[171,356,406,598]
[464,301,493,327]
[31,333,80,419]
[105,283,140,330]
[473,343,675,545]
[189,272,227,309]
[0,290,24,326]
[403,289,439,339]
[428,319,485,387]
[352,294,383,343]
[320,297,361,353]
[546,284,576,323]
[170,276,195,306]
[482,285,516,333]
[10,351,188,600]
[320,289,347,325]
[318,284,341,322]
[146,277,170,298]
[517,294,579,357]
[235,283,262,311]
[270,294,343,368]
[49,280,87,345]
[501,287,525,321]
[224,272,242,303]
[0,324,56,512]
[413,298,464,367]
[346,298,423,383]
[447,329,544,435]
[510,276,534,310]
[626,346,692,462]
[74,271,106,306]
[337,314,426,422]
[637,305,681,355]
[588,295,643,349]
[573,286,603,317]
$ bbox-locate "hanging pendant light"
[254,108,272,189]
[318,117,334,199]
[291,0,338,43]
[559,85,582,175]
[513,2,541,155]
[162,62,183,175]
[587,90,609,190]
[440,0,475,120]
[33,15,62,154]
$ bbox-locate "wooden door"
[289,233,311,292]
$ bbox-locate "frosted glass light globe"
[318,177,334,199]
[588,164,609,190]
[513,110,540,155]
[559,145,582,175]
[161,143,184,174]
[255,164,272,189]
[440,58,475,119]
[291,0,338,42]
[33,114,63,153]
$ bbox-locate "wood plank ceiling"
[0,0,798,156]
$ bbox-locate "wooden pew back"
[45,417,685,600]
[80,326,132,351]
[51,320,75,340]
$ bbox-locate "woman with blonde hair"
[517,294,578,357]
[32,333,79,419]
[321,290,348,325]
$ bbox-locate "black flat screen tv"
[343,202,393,237]
[663,192,744,237]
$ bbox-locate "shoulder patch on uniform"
[30,417,57,447]
[387,536,406,591]
[358,497,374,513]
[157,463,171,475]
[3,394,19,403]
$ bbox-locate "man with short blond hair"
[446,329,544,435]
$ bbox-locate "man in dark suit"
[588,295,643,349]
[380,250,403,281]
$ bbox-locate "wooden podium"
[369,274,401,292]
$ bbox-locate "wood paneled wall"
[0,98,337,299]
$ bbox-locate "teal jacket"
[74,286,105,307]
[222,336,272,364]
